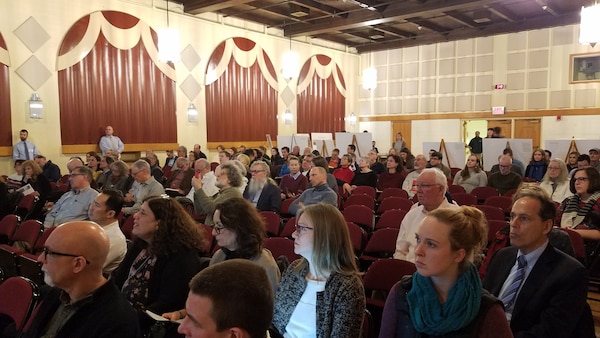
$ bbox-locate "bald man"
[23,222,140,337]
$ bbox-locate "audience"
[427,151,451,179]
[539,158,572,203]
[326,148,341,169]
[394,168,459,262]
[399,147,415,172]
[122,160,165,216]
[192,162,243,225]
[566,151,580,172]
[146,152,164,183]
[310,156,338,191]
[524,148,548,182]
[289,167,337,215]
[95,155,115,189]
[243,161,281,213]
[104,160,132,195]
[272,203,365,337]
[164,157,194,197]
[23,221,140,337]
[34,155,61,182]
[87,153,103,180]
[332,154,354,186]
[177,260,274,338]
[184,158,219,200]
[88,189,127,275]
[377,154,405,191]
[453,155,487,193]
[44,166,98,228]
[488,155,522,195]
[342,156,377,195]
[113,196,204,334]
[590,148,600,172]
[7,159,24,190]
[368,150,385,174]
[484,185,594,337]
[402,154,427,199]
[19,160,51,219]
[381,206,511,337]
[279,155,308,199]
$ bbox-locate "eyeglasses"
[413,183,440,190]
[250,169,266,174]
[69,173,84,177]
[294,224,314,234]
[131,170,141,176]
[42,247,91,264]
[547,167,561,170]
[574,177,590,182]
[499,165,511,169]
[211,223,226,234]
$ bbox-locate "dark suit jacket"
[483,244,593,338]
[243,182,281,213]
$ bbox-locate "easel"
[351,135,361,157]
[266,134,273,151]
[565,138,579,163]
[320,141,329,157]
[438,139,452,169]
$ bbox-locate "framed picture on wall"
[570,52,600,83]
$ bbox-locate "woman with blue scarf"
[379,206,512,337]
[525,148,548,182]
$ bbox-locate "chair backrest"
[196,223,214,254]
[503,188,518,198]
[363,228,399,257]
[450,167,462,179]
[260,211,281,237]
[0,276,39,333]
[263,237,300,263]
[11,220,43,250]
[120,216,135,240]
[475,205,505,222]
[210,162,219,172]
[352,186,376,199]
[32,226,56,253]
[279,217,297,238]
[471,186,500,203]
[363,258,416,292]
[484,196,513,215]
[451,193,477,206]
[0,214,20,240]
[560,228,587,264]
[16,194,36,210]
[448,184,466,194]
[280,197,297,218]
[344,193,375,211]
[377,196,413,214]
[376,209,407,230]
[342,205,374,230]
[346,221,367,253]
[377,187,409,201]
[486,220,508,244]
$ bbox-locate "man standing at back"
[483,185,594,337]
[13,129,38,160]
[23,221,140,337]
[88,189,127,275]
[394,168,459,262]
[98,125,124,157]
[468,131,483,161]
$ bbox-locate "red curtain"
[57,11,176,146]
[205,38,278,142]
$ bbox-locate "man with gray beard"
[243,161,281,213]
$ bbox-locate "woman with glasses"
[380,206,511,337]
[272,203,365,338]
[104,160,132,195]
[558,166,600,257]
[453,155,487,193]
[540,159,572,203]
[162,197,280,322]
[342,156,377,195]
[113,196,205,334]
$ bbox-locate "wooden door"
[392,121,411,151]
[487,120,512,138]
[514,119,542,149]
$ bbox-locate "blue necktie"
[501,255,527,311]
[23,141,30,160]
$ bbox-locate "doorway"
[514,119,541,149]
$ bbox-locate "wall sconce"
[347,112,357,126]
[187,103,198,122]
[29,93,43,119]
[580,4,600,47]
[283,108,293,125]
[158,1,181,62]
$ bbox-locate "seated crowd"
[1,142,599,338]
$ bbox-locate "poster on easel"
[482,139,532,171]
[544,139,600,163]
[311,133,335,157]
[277,134,311,152]
[335,132,372,158]
[423,141,467,168]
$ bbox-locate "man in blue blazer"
[243,160,281,213]
[483,185,594,338]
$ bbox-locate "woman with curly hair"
[272,203,365,338]
[104,160,132,195]
[113,196,205,334]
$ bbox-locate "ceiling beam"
[444,10,477,28]
[488,3,520,22]
[355,10,580,53]
[183,0,254,14]
[285,0,501,36]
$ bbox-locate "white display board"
[277,134,311,151]
[312,138,335,157]
[423,141,468,168]
[482,139,532,171]
[544,139,600,162]
[335,132,372,157]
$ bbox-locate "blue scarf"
[528,161,546,181]
[406,263,482,335]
